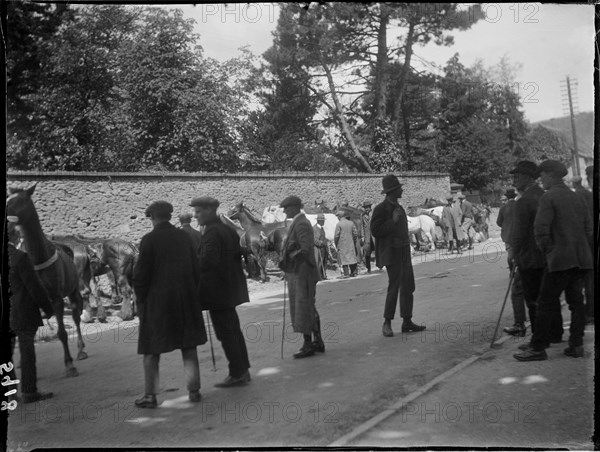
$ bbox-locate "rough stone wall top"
[7,171,450,243]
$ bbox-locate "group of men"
[441,193,476,253]
[496,160,594,361]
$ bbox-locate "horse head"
[6,184,38,225]
[227,202,243,220]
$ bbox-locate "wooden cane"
[204,312,217,371]
[490,266,516,348]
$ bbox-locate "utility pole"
[560,76,580,176]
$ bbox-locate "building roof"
[532,111,594,160]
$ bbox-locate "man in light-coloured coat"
[334,210,359,277]
[514,160,593,361]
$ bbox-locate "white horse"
[407,215,438,250]
[261,206,339,242]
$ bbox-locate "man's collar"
[385,196,400,207]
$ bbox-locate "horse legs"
[116,276,134,321]
[89,277,107,323]
[54,299,79,377]
[69,291,88,362]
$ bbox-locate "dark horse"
[227,202,288,282]
[6,185,87,377]
[219,213,260,279]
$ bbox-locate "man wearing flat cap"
[335,209,359,278]
[313,214,328,280]
[514,160,593,361]
[133,201,207,408]
[361,201,375,273]
[179,213,203,260]
[441,195,464,253]
[509,160,562,346]
[371,175,426,337]
[279,195,324,358]
[458,194,475,250]
[191,196,251,387]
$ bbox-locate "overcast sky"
[164,3,594,123]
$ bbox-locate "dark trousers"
[384,248,416,321]
[583,270,594,318]
[364,239,374,272]
[520,268,563,337]
[342,264,358,276]
[11,330,38,394]
[210,308,250,378]
[531,268,585,350]
[143,348,200,395]
[511,270,526,325]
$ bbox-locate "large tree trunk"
[391,20,415,129]
[373,11,389,121]
[401,93,412,169]
[322,62,373,173]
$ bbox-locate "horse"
[6,185,87,377]
[407,214,438,251]
[219,213,260,279]
[228,202,289,282]
[472,204,492,241]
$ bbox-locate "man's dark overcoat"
[510,183,545,269]
[198,217,250,311]
[181,223,203,259]
[133,222,207,355]
[370,198,412,272]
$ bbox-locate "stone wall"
[7,171,450,242]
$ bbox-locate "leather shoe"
[402,321,426,333]
[189,390,202,402]
[514,349,548,361]
[21,391,53,404]
[134,394,157,408]
[293,343,316,359]
[564,346,584,358]
[214,370,251,388]
[382,322,393,337]
[312,340,325,353]
[503,324,526,337]
[518,341,549,351]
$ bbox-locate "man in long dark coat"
[515,160,593,361]
[133,201,207,408]
[192,196,251,387]
[179,213,203,259]
[510,161,563,345]
[279,196,324,358]
[361,201,374,273]
[371,174,426,337]
[313,214,328,280]
[7,222,55,404]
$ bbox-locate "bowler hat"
[585,165,594,177]
[362,201,372,207]
[504,188,517,199]
[179,213,193,223]
[145,201,173,218]
[280,196,302,208]
[537,160,568,178]
[446,195,454,201]
[509,161,538,178]
[190,197,220,209]
[316,214,325,221]
[381,174,403,194]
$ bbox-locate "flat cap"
[145,200,173,218]
[537,160,568,178]
[316,214,326,221]
[179,213,193,223]
[362,200,372,207]
[504,188,517,198]
[190,197,220,209]
[335,210,346,217]
[571,175,582,184]
[509,160,538,178]
[585,165,594,177]
[457,193,466,199]
[280,196,302,208]
[446,195,455,201]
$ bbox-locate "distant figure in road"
[514,160,593,361]
[371,174,426,337]
[497,188,527,337]
[192,196,252,387]
[441,195,463,254]
[335,210,359,278]
[279,195,324,359]
[574,170,595,324]
[7,222,55,404]
[361,201,375,274]
[458,194,475,250]
[313,214,328,280]
[179,213,203,260]
[133,201,207,408]
[509,160,562,344]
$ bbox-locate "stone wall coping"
[7,170,449,180]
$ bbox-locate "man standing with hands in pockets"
[371,175,426,337]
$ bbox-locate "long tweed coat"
[133,222,207,355]
[281,214,319,335]
[334,217,358,265]
[442,203,465,241]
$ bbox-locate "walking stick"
[490,266,517,349]
[204,312,216,371]
[281,277,287,359]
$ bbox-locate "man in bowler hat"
[133,201,207,408]
[515,160,593,361]
[191,196,252,387]
[371,175,426,337]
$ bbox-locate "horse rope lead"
[490,265,516,349]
